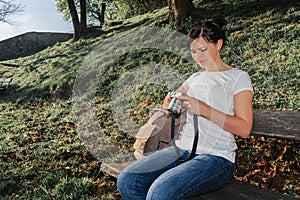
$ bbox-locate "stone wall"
[0,32,73,61]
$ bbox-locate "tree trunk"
[168,0,195,29]
[67,0,87,41]
[100,3,106,25]
[80,0,87,32]
[67,0,80,40]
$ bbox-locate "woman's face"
[189,37,220,69]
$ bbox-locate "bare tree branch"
[0,0,24,23]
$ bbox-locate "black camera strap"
[171,113,199,162]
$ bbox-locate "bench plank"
[101,161,296,200]
[101,161,134,178]
[185,179,296,200]
[252,109,300,141]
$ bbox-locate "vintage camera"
[167,92,182,115]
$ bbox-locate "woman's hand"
[162,95,172,109]
[163,88,187,109]
[176,95,205,115]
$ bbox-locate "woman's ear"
[217,39,223,51]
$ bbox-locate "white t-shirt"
[175,68,253,163]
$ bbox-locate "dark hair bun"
[212,15,227,28]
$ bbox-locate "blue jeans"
[117,146,235,200]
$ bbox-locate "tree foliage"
[56,0,108,25]
[110,0,167,19]
[56,0,167,23]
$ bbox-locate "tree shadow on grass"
[193,0,299,23]
[0,83,72,104]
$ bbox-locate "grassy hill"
[0,0,299,199]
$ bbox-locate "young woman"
[117,16,253,200]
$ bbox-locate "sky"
[0,0,73,41]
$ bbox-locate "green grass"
[0,0,299,199]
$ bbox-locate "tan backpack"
[133,108,187,159]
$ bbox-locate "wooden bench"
[0,77,12,90]
[101,109,300,200]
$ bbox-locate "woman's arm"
[177,90,253,138]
